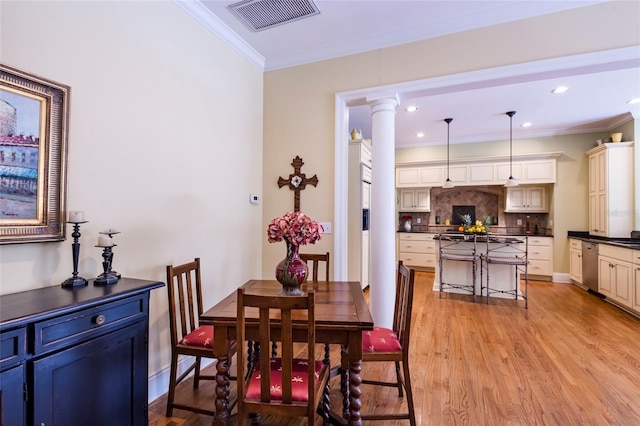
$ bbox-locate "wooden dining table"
[200,279,374,426]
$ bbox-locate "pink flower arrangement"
[267,211,323,246]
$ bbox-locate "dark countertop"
[567,231,640,250]
[399,230,553,237]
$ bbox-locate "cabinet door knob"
[94,314,106,325]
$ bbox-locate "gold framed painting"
[0,64,70,244]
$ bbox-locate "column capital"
[366,94,400,111]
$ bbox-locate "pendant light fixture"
[504,111,518,187]
[443,118,455,188]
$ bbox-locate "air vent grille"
[229,0,320,32]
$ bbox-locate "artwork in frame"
[0,64,70,244]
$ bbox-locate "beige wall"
[262,1,640,278]
[0,0,264,400]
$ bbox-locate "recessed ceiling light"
[551,86,569,94]
[627,98,640,105]
[521,122,532,128]
[416,132,424,138]
[406,106,418,112]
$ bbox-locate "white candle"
[68,211,84,222]
[97,235,113,247]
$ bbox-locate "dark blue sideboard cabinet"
[0,278,164,426]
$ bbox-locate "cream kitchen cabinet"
[396,167,443,187]
[504,186,549,212]
[633,250,640,313]
[569,238,582,284]
[586,142,634,238]
[398,188,430,212]
[598,244,633,309]
[397,233,436,269]
[396,155,558,188]
[527,236,553,278]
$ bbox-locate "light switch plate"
[320,222,331,234]
[517,219,523,225]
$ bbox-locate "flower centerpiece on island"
[267,211,323,295]
[457,214,487,234]
[401,214,413,231]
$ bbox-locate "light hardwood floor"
[149,271,640,425]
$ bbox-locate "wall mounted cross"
[277,156,318,212]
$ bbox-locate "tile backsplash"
[399,185,551,235]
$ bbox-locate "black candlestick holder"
[99,229,121,278]
[61,221,89,288]
[94,244,118,285]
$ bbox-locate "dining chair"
[236,288,330,425]
[272,252,331,358]
[299,251,344,408]
[299,252,331,361]
[438,233,479,302]
[481,235,529,308]
[300,251,330,281]
[165,257,237,417]
[359,260,417,426]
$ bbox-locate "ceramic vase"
[275,239,308,295]
[403,220,412,232]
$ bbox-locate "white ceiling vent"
[229,0,320,32]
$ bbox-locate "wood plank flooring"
[149,271,640,425]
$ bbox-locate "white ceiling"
[183,0,640,146]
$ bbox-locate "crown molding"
[173,0,265,71]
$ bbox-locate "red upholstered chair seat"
[363,327,402,353]
[246,358,326,402]
[179,325,214,348]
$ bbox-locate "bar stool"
[481,235,529,308]
[438,233,479,302]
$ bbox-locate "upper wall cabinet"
[396,167,443,187]
[398,188,430,212]
[396,153,559,188]
[504,186,549,212]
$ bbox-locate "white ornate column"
[368,95,399,328]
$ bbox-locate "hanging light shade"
[504,111,518,187]
[443,118,455,189]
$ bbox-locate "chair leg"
[402,358,417,426]
[323,343,331,366]
[193,356,202,389]
[165,352,179,417]
[439,255,444,298]
[395,360,404,397]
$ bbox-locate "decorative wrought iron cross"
[277,156,318,212]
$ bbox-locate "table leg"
[213,328,230,426]
[347,331,364,426]
[213,353,230,425]
[348,359,363,425]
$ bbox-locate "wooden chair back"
[236,288,329,423]
[167,258,204,349]
[299,252,330,281]
[393,261,416,355]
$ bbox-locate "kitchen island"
[434,234,528,300]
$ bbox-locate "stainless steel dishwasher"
[582,241,599,292]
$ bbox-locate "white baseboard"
[148,356,215,404]
[553,272,572,283]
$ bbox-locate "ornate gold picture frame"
[1,64,70,244]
